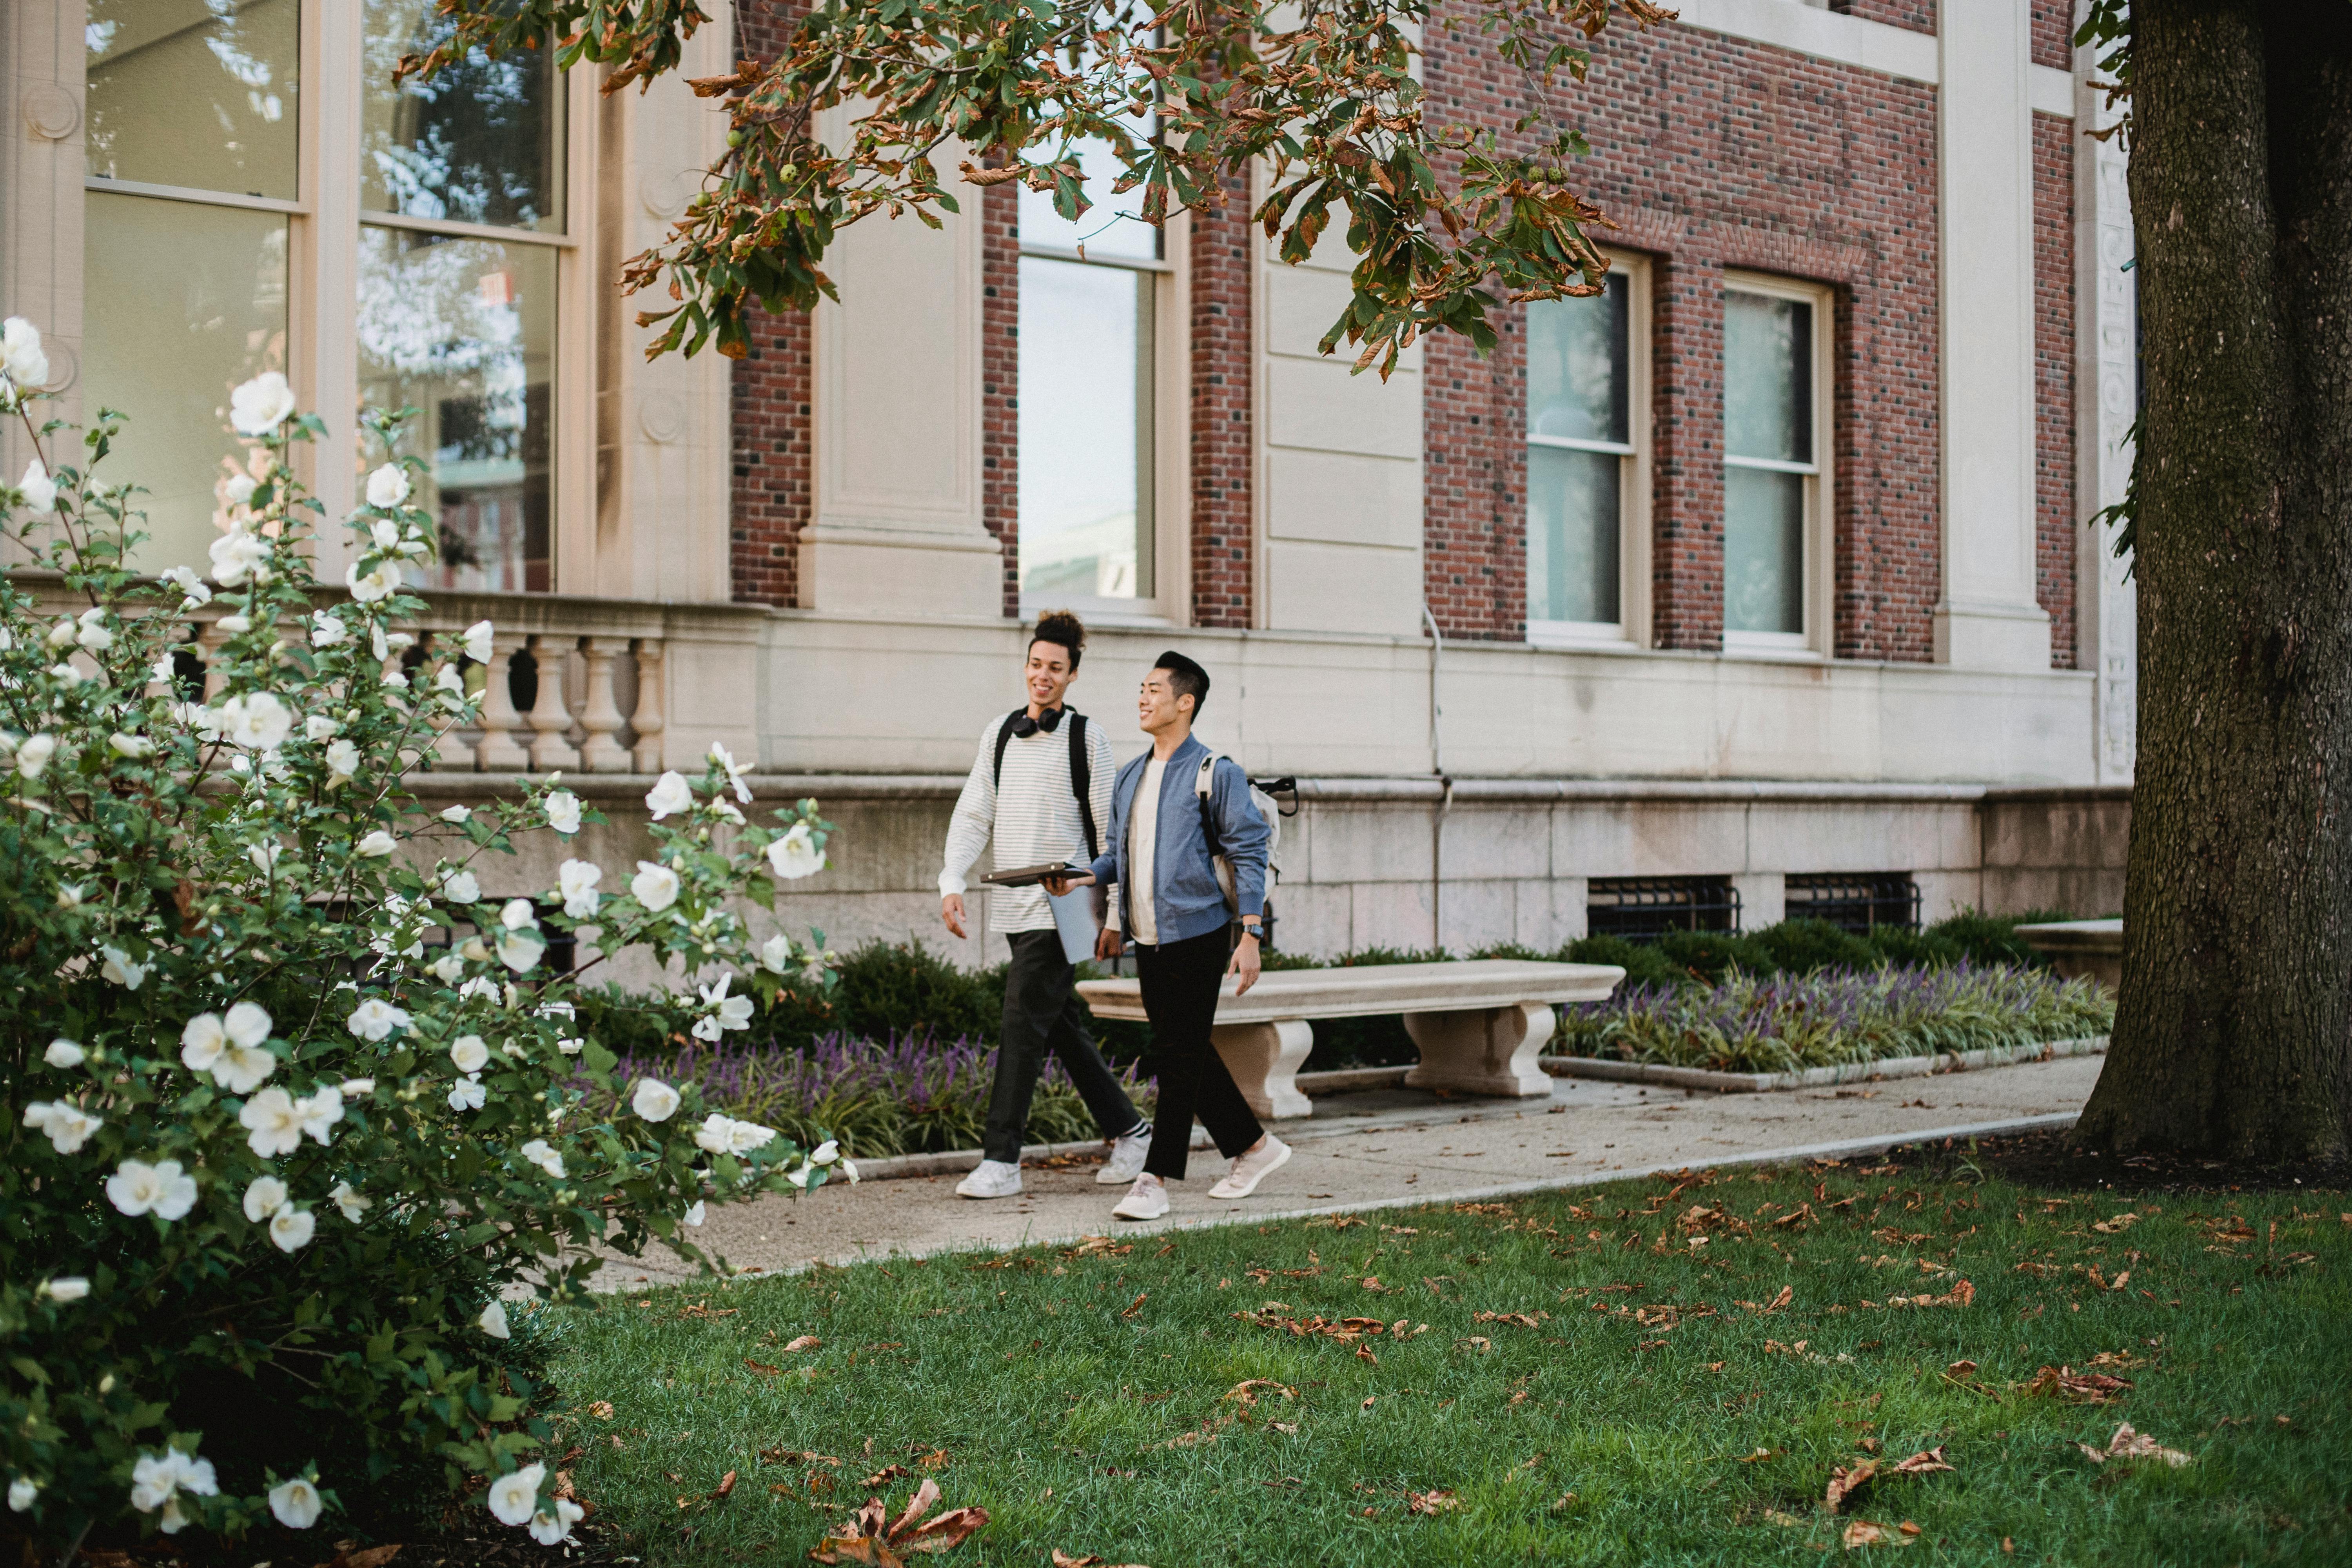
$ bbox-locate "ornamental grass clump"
[1556,962,2114,1075]
[0,320,846,1557]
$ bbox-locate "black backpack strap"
[990,709,1023,788]
[1197,752,1223,860]
[1067,711,1099,860]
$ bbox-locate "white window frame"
[1524,247,1651,652]
[74,0,597,588]
[1013,209,1191,628]
[1721,269,1834,659]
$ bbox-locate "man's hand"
[1040,871,1096,897]
[1228,929,1262,995]
[941,893,968,940]
[1094,926,1125,962]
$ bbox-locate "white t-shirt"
[1127,756,1167,945]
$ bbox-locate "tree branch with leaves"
[403,0,1674,375]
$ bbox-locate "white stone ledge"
[1669,0,2076,117]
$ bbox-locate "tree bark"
[2077,0,2352,1158]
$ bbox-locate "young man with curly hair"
[940,612,1151,1199]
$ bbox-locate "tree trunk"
[2076,0,2352,1160]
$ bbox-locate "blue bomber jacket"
[1084,733,1268,947]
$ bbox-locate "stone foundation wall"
[414,774,2133,975]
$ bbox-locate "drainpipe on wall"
[1422,603,1454,952]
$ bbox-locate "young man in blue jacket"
[1045,651,1290,1221]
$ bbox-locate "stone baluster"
[429,647,478,771]
[576,636,633,771]
[525,633,580,773]
[474,632,534,773]
[628,637,666,773]
[198,619,230,699]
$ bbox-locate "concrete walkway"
[587,1054,2101,1291]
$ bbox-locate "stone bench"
[2014,918,2123,992]
[1076,958,1624,1120]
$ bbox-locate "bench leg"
[1211,1018,1316,1121]
[1399,1004,1556,1098]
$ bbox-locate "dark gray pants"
[984,929,1145,1163]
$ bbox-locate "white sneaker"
[1096,1125,1152,1184]
[955,1159,1022,1200]
[1111,1175,1169,1221]
[1209,1136,1291,1200]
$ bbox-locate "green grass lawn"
[542,1154,2350,1566]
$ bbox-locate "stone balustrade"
[16,573,765,779]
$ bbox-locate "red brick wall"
[981,183,1021,617]
[1421,16,1942,658]
[2030,2,2075,71]
[1424,307,1526,640]
[2033,111,2077,670]
[728,4,809,607]
[1189,183,1254,627]
[1840,2,1935,31]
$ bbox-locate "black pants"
[984,929,1144,1163]
[1136,927,1265,1180]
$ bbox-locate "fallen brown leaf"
[746,1358,784,1375]
[2019,1365,2132,1403]
[2077,1423,2192,1468]
[1888,1446,1953,1477]
[810,1479,989,1564]
[711,1470,738,1500]
[1947,1360,1979,1377]
[1223,1379,1296,1406]
[862,1465,913,1488]
[784,1335,824,1352]
[588,1401,615,1420]
[1050,1553,1148,1568]
[1406,1488,1461,1515]
[1826,1460,1878,1513]
[1120,1292,1147,1319]
[1842,1520,1895,1548]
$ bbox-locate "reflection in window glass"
[1017,256,1153,599]
[85,0,301,199]
[362,0,566,232]
[358,228,556,592]
[1527,276,1626,445]
[1724,292,1810,463]
[1528,446,1620,625]
[83,192,288,572]
[1724,467,1805,634]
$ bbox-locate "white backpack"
[1194,752,1285,910]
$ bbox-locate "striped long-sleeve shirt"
[938,709,1117,934]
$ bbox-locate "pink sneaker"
[1209,1136,1291,1200]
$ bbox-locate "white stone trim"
[1671,0,2078,121]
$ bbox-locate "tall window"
[1722,274,1831,653]
[1016,127,1169,610]
[1525,256,1647,645]
[83,0,298,572]
[360,0,565,592]
[82,2,573,591]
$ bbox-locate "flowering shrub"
[1556,963,2115,1074]
[583,1032,1156,1158]
[0,319,845,1555]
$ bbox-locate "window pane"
[1018,134,1160,261]
[1526,274,1627,445]
[1527,446,1619,626]
[1724,292,1811,463]
[82,192,288,573]
[1724,466,1804,635]
[358,227,557,592]
[1018,256,1153,599]
[363,0,566,232]
[85,0,300,199]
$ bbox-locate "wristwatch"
[1238,918,1261,938]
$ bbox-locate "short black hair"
[1153,650,1210,716]
[1029,610,1085,671]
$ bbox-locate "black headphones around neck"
[1008,706,1065,738]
